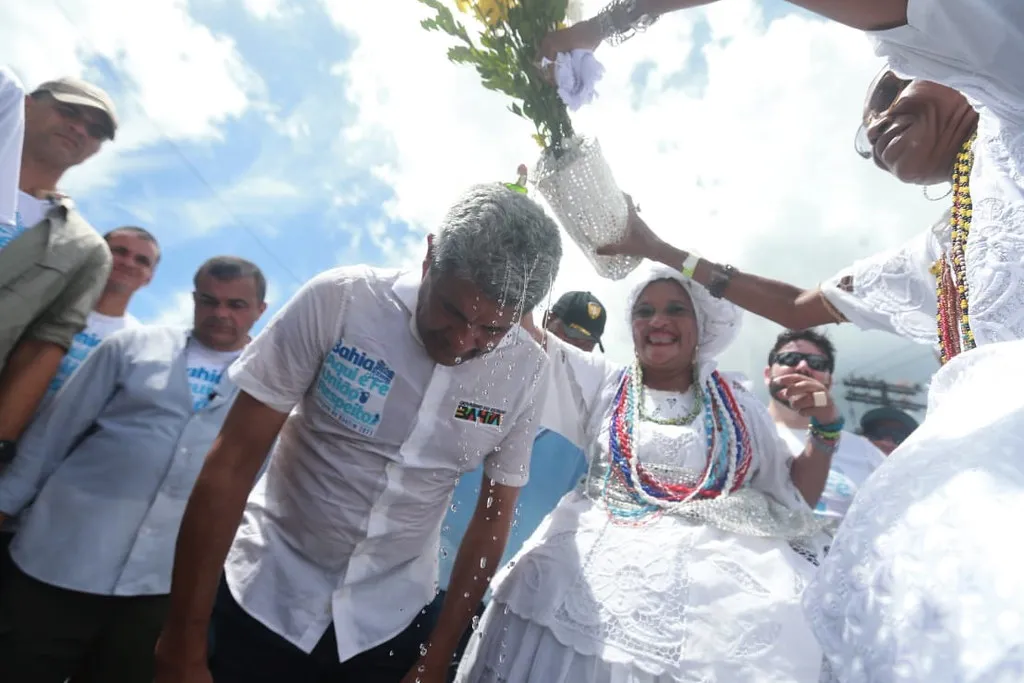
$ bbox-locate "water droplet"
[389,650,394,657]
[439,548,449,559]
[450,503,458,512]
[485,496,494,509]
[479,557,488,569]
[471,614,481,631]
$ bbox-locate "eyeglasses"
[854,70,911,159]
[52,101,112,141]
[770,351,833,373]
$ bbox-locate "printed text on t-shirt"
[315,340,395,437]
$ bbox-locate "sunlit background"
[6,0,940,421]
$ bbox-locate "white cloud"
[329,0,941,403]
[243,0,287,21]
[176,175,306,235]
[3,0,261,192]
[147,290,194,327]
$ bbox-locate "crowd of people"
[0,0,1020,681]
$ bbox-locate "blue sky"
[8,0,941,420]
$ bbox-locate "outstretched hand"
[595,194,661,260]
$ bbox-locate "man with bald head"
[0,72,118,473]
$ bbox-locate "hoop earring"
[923,183,952,202]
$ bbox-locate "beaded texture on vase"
[931,136,976,364]
[533,136,641,280]
[601,361,754,525]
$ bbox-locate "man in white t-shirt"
[763,329,885,534]
[47,226,161,397]
[0,256,266,683]
[155,183,562,683]
[0,226,162,551]
[0,73,118,472]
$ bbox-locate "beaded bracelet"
[597,0,659,46]
[808,415,844,454]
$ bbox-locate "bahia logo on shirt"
[315,339,395,437]
[48,330,104,394]
[188,366,224,411]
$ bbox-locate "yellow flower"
[476,0,512,26]
[454,0,472,11]
[533,133,547,149]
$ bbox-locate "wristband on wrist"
[680,252,701,279]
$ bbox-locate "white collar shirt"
[224,265,548,663]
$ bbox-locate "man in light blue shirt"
[0,256,266,683]
[436,290,608,679]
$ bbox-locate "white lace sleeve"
[821,220,945,346]
[537,333,622,450]
[873,0,1024,127]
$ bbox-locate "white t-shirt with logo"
[47,311,140,397]
[776,423,885,525]
[186,341,241,411]
[0,191,48,253]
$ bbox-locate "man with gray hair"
[156,184,562,683]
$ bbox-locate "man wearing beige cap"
[0,73,117,485]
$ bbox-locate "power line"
[842,376,927,414]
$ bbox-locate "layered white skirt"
[454,491,828,683]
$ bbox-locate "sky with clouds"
[6,0,943,422]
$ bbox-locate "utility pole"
[842,376,927,413]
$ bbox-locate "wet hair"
[103,226,161,262]
[193,256,266,303]
[768,328,836,372]
[431,184,561,312]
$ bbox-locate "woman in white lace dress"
[455,263,839,683]
[545,1,1024,680]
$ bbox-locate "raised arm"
[600,199,845,331]
[541,0,908,59]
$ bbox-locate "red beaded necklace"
[931,135,975,364]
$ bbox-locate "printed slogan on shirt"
[316,339,395,437]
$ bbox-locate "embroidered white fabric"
[805,1,1024,681]
[456,342,829,681]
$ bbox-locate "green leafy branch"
[416,0,574,151]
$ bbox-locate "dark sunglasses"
[52,101,112,141]
[864,424,912,445]
[771,351,833,373]
[854,71,911,159]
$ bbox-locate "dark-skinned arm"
[641,238,845,331]
[411,480,520,678]
[0,339,66,441]
[155,393,288,674]
[542,0,908,58]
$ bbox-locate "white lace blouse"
[488,334,827,680]
[822,0,1024,348]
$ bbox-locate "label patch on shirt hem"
[454,401,504,427]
